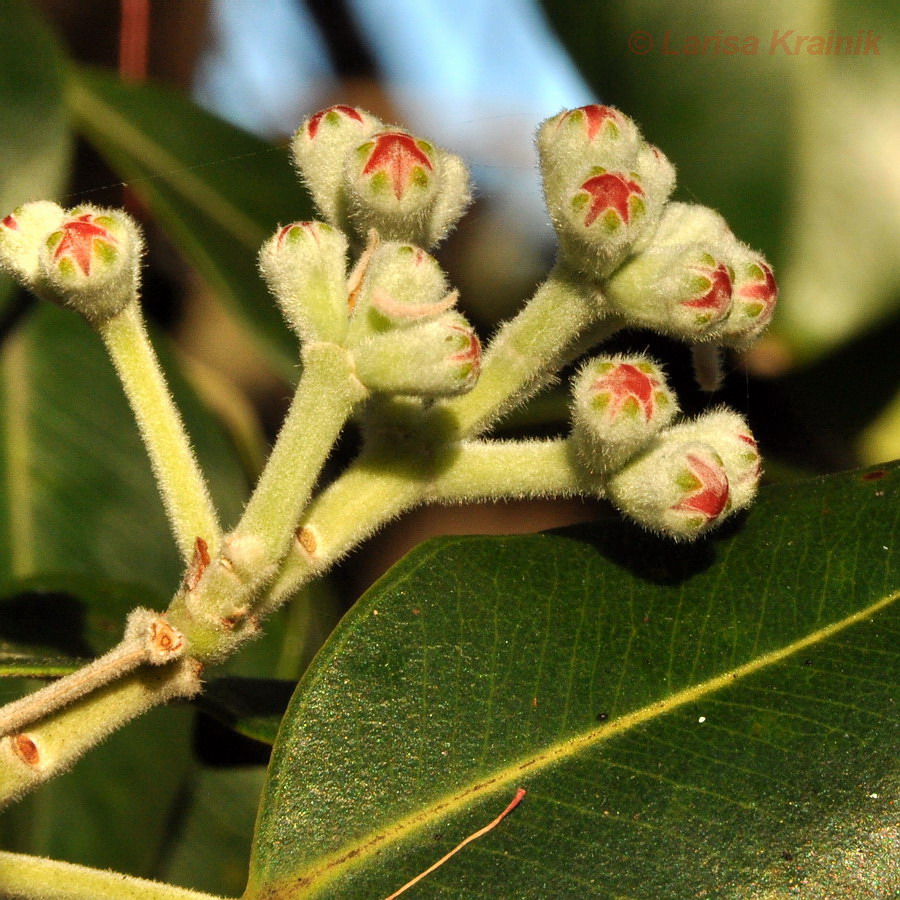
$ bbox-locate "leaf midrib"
[274,587,899,896]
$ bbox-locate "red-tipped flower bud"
[606,439,732,541]
[571,354,678,472]
[291,105,382,226]
[538,106,675,280]
[259,220,349,343]
[344,130,472,247]
[38,206,143,322]
[711,247,778,349]
[604,203,736,339]
[352,310,481,397]
[537,105,643,179]
[662,408,761,511]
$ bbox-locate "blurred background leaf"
[0,0,71,317]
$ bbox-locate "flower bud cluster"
[537,106,777,350]
[0,203,143,323]
[259,222,480,397]
[260,105,482,397]
[571,352,761,540]
[291,105,471,249]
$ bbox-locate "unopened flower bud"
[291,105,382,225]
[571,354,678,472]
[352,311,481,397]
[344,130,471,247]
[663,408,761,511]
[0,201,65,284]
[712,247,777,348]
[537,106,642,192]
[604,203,735,338]
[551,166,650,279]
[38,206,143,323]
[259,220,349,343]
[539,106,675,280]
[607,439,732,540]
[348,241,456,342]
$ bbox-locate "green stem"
[231,341,365,567]
[258,450,426,616]
[0,850,227,900]
[438,265,605,438]
[0,660,200,811]
[99,301,221,560]
[166,343,366,658]
[428,438,592,502]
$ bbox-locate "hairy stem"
[438,265,605,438]
[0,850,227,900]
[0,659,200,810]
[428,438,593,502]
[230,341,365,566]
[99,301,221,560]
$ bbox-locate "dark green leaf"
[248,462,899,898]
[0,574,167,676]
[67,67,312,379]
[0,0,72,314]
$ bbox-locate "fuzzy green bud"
[37,206,143,323]
[538,106,675,280]
[604,204,736,339]
[662,408,761,511]
[291,105,383,227]
[352,310,481,397]
[538,105,643,178]
[606,438,732,541]
[347,240,456,343]
[345,130,472,247]
[571,354,678,473]
[711,245,778,349]
[259,220,349,343]
[0,201,65,284]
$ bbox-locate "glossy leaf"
[248,462,898,898]
[0,0,71,316]
[67,66,312,380]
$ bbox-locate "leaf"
[0,574,167,677]
[67,66,312,380]
[158,765,268,897]
[0,0,72,314]
[247,462,899,898]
